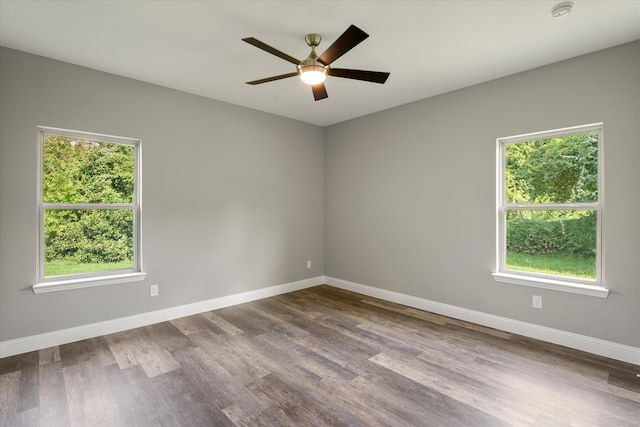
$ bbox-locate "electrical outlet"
[307,260,312,269]
[150,284,159,297]
[532,295,542,309]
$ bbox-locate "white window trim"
[32,272,146,294]
[493,123,608,298]
[34,126,145,293]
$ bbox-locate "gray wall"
[0,47,325,341]
[325,41,640,348]
[1,41,638,349]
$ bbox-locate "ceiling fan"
[242,25,390,101]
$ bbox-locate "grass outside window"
[506,251,595,280]
[45,260,134,277]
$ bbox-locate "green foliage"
[505,133,598,220]
[43,136,134,203]
[45,210,134,263]
[506,212,596,258]
[42,135,135,269]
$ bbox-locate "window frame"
[492,123,608,298]
[33,126,145,293]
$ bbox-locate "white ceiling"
[1,1,639,127]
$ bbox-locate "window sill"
[491,272,609,298]
[33,272,146,294]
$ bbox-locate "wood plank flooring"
[1,285,639,426]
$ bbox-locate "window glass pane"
[44,209,134,277]
[43,135,134,204]
[505,210,596,279]
[505,133,598,204]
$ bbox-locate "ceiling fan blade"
[329,68,390,84]
[242,37,301,65]
[246,72,298,85]
[311,83,328,101]
[318,25,369,65]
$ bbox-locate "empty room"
[1,1,639,425]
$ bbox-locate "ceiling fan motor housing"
[297,60,328,77]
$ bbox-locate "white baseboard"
[325,276,640,366]
[0,276,322,358]
[3,275,638,365]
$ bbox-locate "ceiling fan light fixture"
[298,63,328,85]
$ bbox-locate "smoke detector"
[551,2,574,18]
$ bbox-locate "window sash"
[43,203,136,210]
[498,207,601,284]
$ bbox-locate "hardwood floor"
[1,285,639,426]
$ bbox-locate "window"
[493,123,607,297]
[34,127,144,293]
